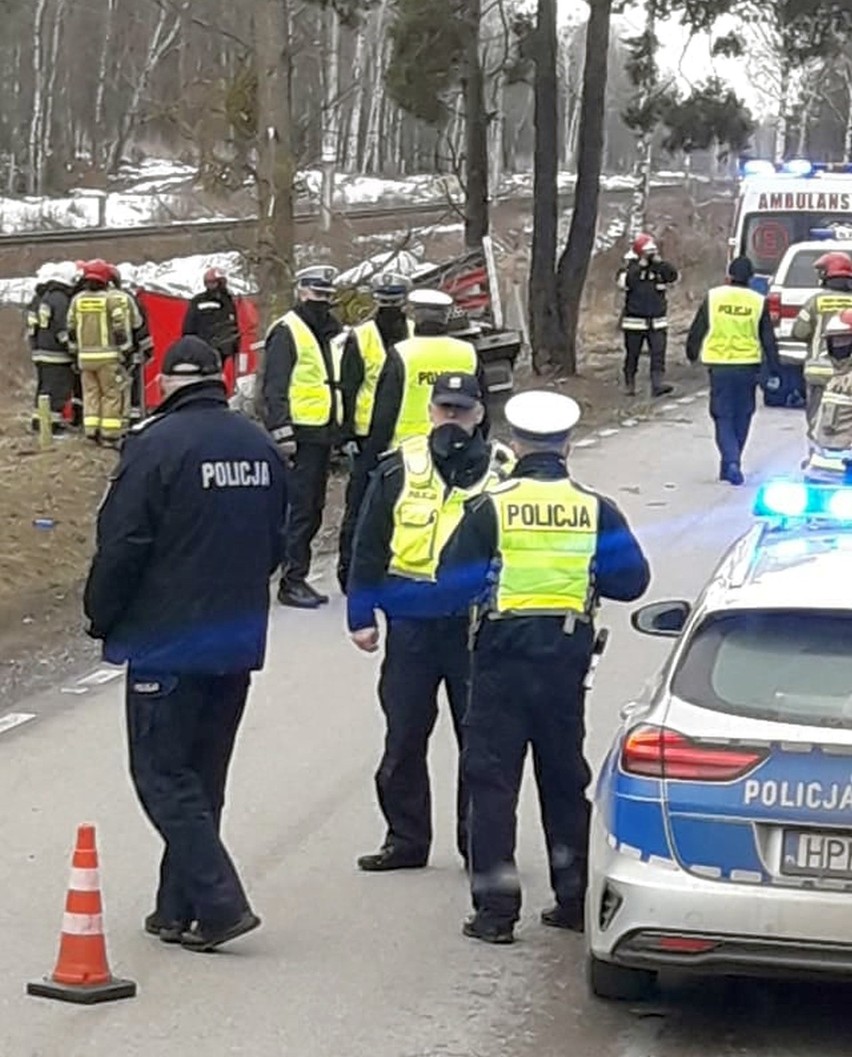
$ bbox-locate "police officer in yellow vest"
[437,391,649,945]
[686,256,782,486]
[337,271,414,593]
[362,288,489,466]
[262,264,344,609]
[348,372,511,873]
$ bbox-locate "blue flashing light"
[782,158,814,177]
[741,160,777,179]
[754,479,852,520]
[809,226,852,241]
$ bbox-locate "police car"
[587,479,852,1000]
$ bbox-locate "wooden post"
[37,394,53,450]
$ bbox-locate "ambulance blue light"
[754,480,852,520]
[782,158,814,177]
[756,481,808,517]
[741,160,776,178]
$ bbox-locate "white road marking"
[574,438,598,448]
[0,713,36,736]
[660,403,678,412]
[77,667,122,687]
[598,428,620,437]
[622,418,639,427]
[60,686,89,696]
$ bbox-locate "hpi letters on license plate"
[782,829,852,879]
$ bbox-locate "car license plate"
[781,829,852,879]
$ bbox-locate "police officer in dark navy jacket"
[84,335,288,953]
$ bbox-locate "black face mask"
[300,300,331,327]
[431,422,475,460]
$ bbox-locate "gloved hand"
[766,375,782,392]
[341,439,359,470]
[278,439,297,459]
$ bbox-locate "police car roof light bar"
[754,480,852,521]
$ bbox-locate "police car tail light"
[621,726,768,781]
[767,291,782,326]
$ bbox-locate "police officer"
[337,271,414,592]
[26,261,77,433]
[619,233,678,397]
[262,265,344,609]
[792,251,852,429]
[686,256,782,486]
[349,372,512,873]
[361,288,489,466]
[83,336,288,952]
[67,259,147,445]
[183,267,241,365]
[438,390,650,944]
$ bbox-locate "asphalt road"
[2,387,851,1057]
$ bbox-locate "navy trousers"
[709,367,758,471]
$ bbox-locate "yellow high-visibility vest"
[700,286,764,366]
[392,335,477,447]
[487,477,599,616]
[352,318,415,437]
[272,310,342,428]
[69,289,140,365]
[389,434,500,582]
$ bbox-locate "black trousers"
[337,446,375,588]
[282,441,332,585]
[623,328,667,378]
[376,618,471,861]
[32,362,74,424]
[126,670,252,927]
[464,648,592,927]
[709,368,757,471]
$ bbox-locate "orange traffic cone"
[27,824,136,1004]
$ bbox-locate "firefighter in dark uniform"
[26,262,77,433]
[438,391,650,944]
[83,336,288,952]
[686,256,781,486]
[262,264,344,609]
[349,372,513,873]
[183,267,241,366]
[337,271,414,593]
[618,233,678,397]
[361,288,489,468]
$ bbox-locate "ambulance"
[730,159,852,293]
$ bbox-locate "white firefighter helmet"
[36,261,77,287]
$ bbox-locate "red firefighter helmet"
[204,267,226,286]
[80,258,113,285]
[815,251,852,280]
[632,233,658,258]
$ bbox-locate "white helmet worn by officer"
[371,272,412,307]
[504,390,582,452]
[406,287,454,327]
[295,264,338,302]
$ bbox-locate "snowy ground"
[0,156,692,235]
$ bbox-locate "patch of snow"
[336,249,423,287]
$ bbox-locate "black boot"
[462,914,515,945]
[277,580,328,609]
[651,372,673,397]
[623,371,637,397]
[540,902,584,932]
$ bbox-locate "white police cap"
[296,264,338,293]
[504,390,581,441]
[407,288,453,310]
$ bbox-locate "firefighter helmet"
[80,258,113,285]
[632,233,658,258]
[815,252,852,280]
[204,267,227,287]
[36,261,77,287]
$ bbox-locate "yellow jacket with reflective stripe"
[278,310,342,427]
[389,435,506,582]
[392,335,477,447]
[487,477,599,616]
[700,286,764,366]
[351,318,414,437]
[69,289,142,365]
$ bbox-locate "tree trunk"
[346,20,366,170]
[462,0,488,246]
[528,0,562,369]
[627,2,655,237]
[254,0,295,324]
[42,0,69,191]
[28,0,50,194]
[555,0,614,374]
[320,3,340,232]
[844,58,852,163]
[775,58,791,164]
[93,0,116,164]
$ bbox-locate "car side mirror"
[631,600,691,637]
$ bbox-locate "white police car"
[587,480,852,1000]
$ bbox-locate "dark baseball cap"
[431,372,482,408]
[161,336,222,377]
[728,255,755,283]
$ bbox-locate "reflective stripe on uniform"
[700,286,764,366]
[488,477,599,616]
[388,434,498,582]
[622,316,668,331]
[392,335,477,447]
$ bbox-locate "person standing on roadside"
[262,265,343,609]
[619,233,678,398]
[25,261,77,434]
[84,336,288,952]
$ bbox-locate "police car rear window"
[671,610,852,727]
[782,249,829,288]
